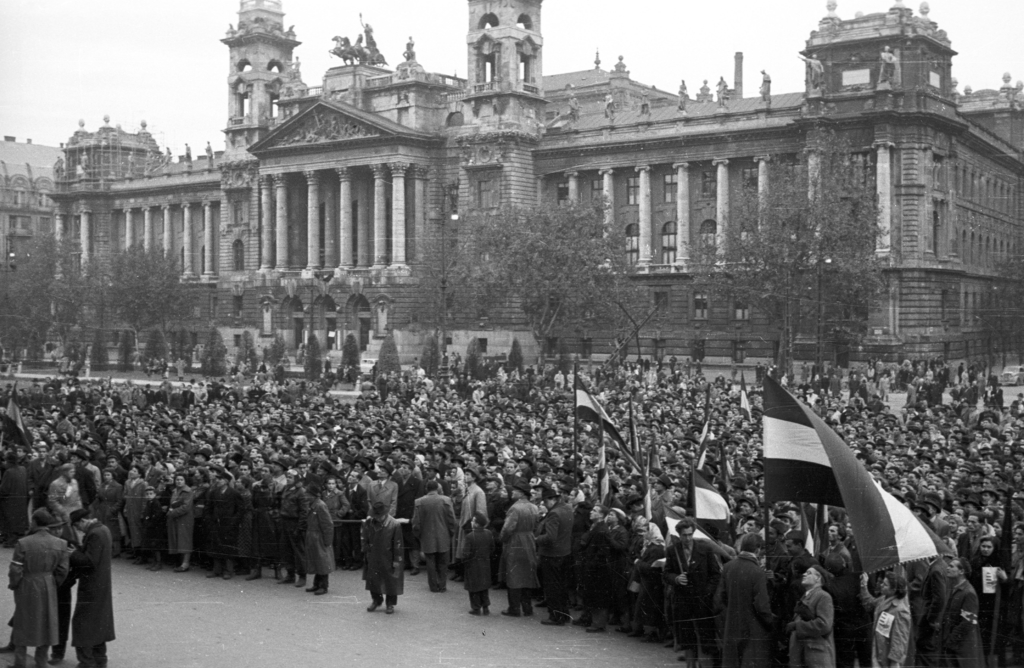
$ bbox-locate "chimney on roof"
[26,139,31,144]
[734,52,744,98]
[3,136,15,142]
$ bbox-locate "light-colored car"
[1000,365,1024,385]
[359,358,377,375]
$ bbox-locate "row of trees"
[0,238,199,364]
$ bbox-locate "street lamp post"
[439,182,459,381]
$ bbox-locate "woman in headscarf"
[630,522,667,642]
[968,535,1008,662]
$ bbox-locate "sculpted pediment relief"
[274,108,380,147]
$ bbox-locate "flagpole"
[573,360,580,483]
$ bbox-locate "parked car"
[1000,365,1024,385]
[359,358,377,375]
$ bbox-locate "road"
[0,556,679,668]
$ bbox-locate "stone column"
[124,208,135,250]
[371,164,388,268]
[599,168,615,230]
[161,204,171,256]
[80,210,91,265]
[390,162,408,267]
[566,170,579,203]
[182,203,195,277]
[305,170,321,270]
[260,175,274,270]
[324,173,337,268]
[672,162,690,264]
[713,158,730,248]
[411,165,428,264]
[337,167,353,268]
[874,141,893,255]
[55,213,65,243]
[203,201,215,278]
[274,174,289,270]
[357,177,371,267]
[636,165,652,266]
[807,150,820,201]
[143,206,154,252]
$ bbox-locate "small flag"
[575,381,626,451]
[739,372,751,420]
[5,383,33,449]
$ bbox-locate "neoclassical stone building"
[52,0,1024,365]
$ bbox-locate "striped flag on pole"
[762,376,950,573]
[575,382,626,451]
[739,372,751,420]
[4,383,33,449]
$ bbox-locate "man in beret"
[68,509,115,668]
[7,509,69,668]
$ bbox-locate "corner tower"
[222,0,301,158]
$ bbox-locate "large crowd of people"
[0,355,1022,667]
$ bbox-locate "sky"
[1,0,1022,154]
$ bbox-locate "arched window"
[236,59,252,73]
[478,13,499,29]
[516,13,533,30]
[267,60,283,73]
[446,112,464,127]
[661,221,677,264]
[625,223,639,265]
[233,239,244,271]
[699,219,717,250]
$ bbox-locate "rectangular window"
[654,338,666,361]
[233,295,244,317]
[654,291,669,313]
[591,179,603,201]
[233,334,242,348]
[580,338,593,359]
[741,167,758,192]
[701,171,717,199]
[545,337,559,356]
[233,202,244,226]
[556,181,569,205]
[111,331,120,346]
[478,338,488,354]
[626,177,639,205]
[39,217,51,234]
[734,301,750,321]
[477,178,497,208]
[694,292,708,320]
[663,173,677,203]
[210,295,218,318]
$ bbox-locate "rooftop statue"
[403,37,416,63]
[878,46,898,85]
[799,54,825,93]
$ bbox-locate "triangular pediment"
[250,99,431,153]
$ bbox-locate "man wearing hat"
[499,479,540,617]
[68,509,115,668]
[7,509,69,668]
[534,483,573,625]
[362,501,404,614]
[411,480,457,593]
[453,467,488,583]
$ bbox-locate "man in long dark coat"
[411,480,456,592]
[0,452,30,547]
[716,532,774,668]
[394,460,424,574]
[8,509,69,668]
[362,500,404,614]
[206,469,243,579]
[68,509,114,668]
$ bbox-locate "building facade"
[1,137,61,271]
[52,0,1024,366]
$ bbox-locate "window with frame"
[234,334,242,348]
[233,239,244,271]
[579,337,593,359]
[233,295,244,317]
[699,220,717,250]
[932,154,945,191]
[13,190,25,206]
[591,179,603,201]
[693,292,709,320]
[661,221,677,264]
[654,338,666,361]
[654,291,669,313]
[625,223,639,265]
[210,295,218,318]
[626,177,639,205]
[476,177,498,208]
[556,181,569,205]
[734,301,750,321]
[700,171,717,199]
[663,173,677,203]
[741,167,758,193]
[233,201,244,226]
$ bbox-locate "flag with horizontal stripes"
[575,383,626,451]
[739,372,751,420]
[5,383,32,449]
[762,375,950,573]
[596,427,609,504]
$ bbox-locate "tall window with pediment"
[625,223,639,265]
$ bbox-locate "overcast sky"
[2,0,1021,153]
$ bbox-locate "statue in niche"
[878,46,898,85]
[678,80,688,112]
[603,93,615,119]
[799,54,825,92]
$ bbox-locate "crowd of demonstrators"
[0,353,1022,667]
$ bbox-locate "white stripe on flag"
[694,487,730,521]
[763,416,832,467]
[874,480,939,563]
